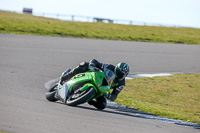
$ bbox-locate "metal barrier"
[31,12,188,27]
[1,10,187,27]
[32,12,163,26]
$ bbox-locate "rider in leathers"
[60,59,129,110]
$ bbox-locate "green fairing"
[67,73,93,93]
[66,69,114,104]
[47,68,115,107]
[80,83,96,92]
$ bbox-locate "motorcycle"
[46,68,115,107]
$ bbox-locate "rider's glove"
[106,93,111,99]
[106,93,117,101]
[106,89,122,101]
[107,93,118,101]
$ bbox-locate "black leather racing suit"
[60,59,125,109]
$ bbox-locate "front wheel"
[66,87,96,106]
[46,84,58,102]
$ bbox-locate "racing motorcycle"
[46,68,115,107]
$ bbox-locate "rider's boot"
[88,96,107,110]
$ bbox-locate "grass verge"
[0,10,200,44]
[116,74,200,124]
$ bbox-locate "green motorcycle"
[46,68,115,107]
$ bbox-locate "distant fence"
[1,10,188,28]
[32,12,165,26]
[32,12,136,25]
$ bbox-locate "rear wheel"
[46,84,58,102]
[66,87,95,106]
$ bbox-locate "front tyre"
[46,84,58,102]
[66,87,95,106]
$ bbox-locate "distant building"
[23,8,33,14]
[93,17,113,23]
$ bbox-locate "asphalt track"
[0,34,200,133]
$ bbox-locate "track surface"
[0,34,200,133]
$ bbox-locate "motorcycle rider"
[59,59,129,110]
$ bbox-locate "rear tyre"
[46,84,58,102]
[66,87,95,106]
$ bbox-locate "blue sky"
[0,0,200,28]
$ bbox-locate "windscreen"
[104,68,115,86]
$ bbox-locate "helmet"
[114,62,129,81]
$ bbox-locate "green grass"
[116,74,200,124]
[0,10,200,44]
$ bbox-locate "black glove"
[107,89,121,101]
[106,93,118,101]
[106,93,111,99]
